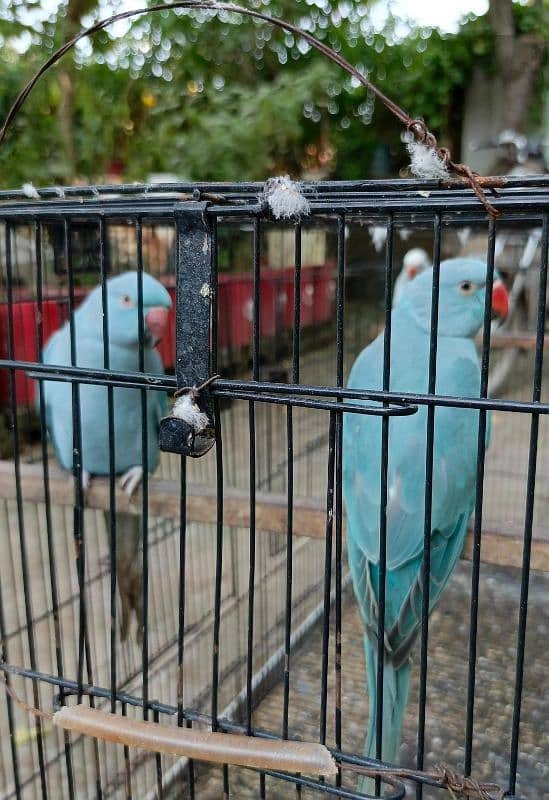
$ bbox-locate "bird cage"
[0,177,548,800]
[1,2,548,798]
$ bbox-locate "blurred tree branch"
[0,0,546,185]
[488,0,545,133]
[58,0,101,176]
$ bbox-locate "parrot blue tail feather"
[359,637,411,796]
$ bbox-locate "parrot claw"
[118,465,144,498]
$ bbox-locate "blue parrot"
[343,258,508,785]
[42,271,172,642]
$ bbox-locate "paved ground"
[190,562,549,799]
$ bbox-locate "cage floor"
[187,562,549,800]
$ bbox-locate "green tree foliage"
[0,0,546,187]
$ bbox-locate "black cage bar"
[0,178,548,799]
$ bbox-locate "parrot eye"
[120,294,134,308]
[458,281,475,295]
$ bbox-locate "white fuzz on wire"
[22,182,40,199]
[262,176,310,219]
[404,132,450,181]
[172,392,210,432]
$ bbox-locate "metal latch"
[159,202,216,457]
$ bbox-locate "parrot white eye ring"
[120,294,134,308]
[458,281,476,295]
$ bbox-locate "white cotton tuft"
[22,182,40,199]
[172,393,210,431]
[404,134,450,181]
[368,225,387,253]
[262,176,310,219]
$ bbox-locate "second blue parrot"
[343,258,508,786]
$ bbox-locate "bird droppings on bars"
[202,233,209,254]
[404,131,450,181]
[200,282,211,298]
[21,182,40,199]
[262,175,310,219]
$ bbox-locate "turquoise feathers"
[343,258,502,774]
[42,271,171,476]
[42,270,172,642]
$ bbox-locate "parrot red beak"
[145,306,170,344]
[491,280,509,319]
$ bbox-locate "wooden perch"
[488,333,549,351]
[1,460,548,572]
[53,705,337,776]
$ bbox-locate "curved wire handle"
[0,0,500,217]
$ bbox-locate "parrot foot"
[118,466,144,498]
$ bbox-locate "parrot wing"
[343,333,483,663]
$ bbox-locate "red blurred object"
[492,280,509,319]
[0,289,83,407]
[1,263,335,407]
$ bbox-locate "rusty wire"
[0,0,500,217]
[345,760,508,800]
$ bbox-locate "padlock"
[158,414,215,457]
[159,380,217,457]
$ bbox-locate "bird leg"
[118,465,144,498]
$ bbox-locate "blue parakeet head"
[399,257,508,337]
[77,271,172,348]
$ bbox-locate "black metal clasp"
[159,201,217,457]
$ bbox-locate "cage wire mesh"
[0,179,548,800]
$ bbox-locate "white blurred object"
[392,247,431,306]
[147,173,187,184]
[21,182,40,199]
[368,225,387,253]
[457,227,472,248]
